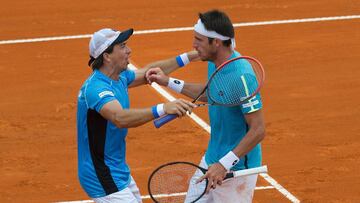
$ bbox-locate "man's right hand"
[164,99,197,117]
[145,67,169,86]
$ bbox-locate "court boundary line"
[56,186,276,203]
[0,14,359,45]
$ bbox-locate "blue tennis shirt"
[77,69,135,198]
[205,51,263,171]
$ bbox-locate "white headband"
[194,19,236,49]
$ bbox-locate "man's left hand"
[196,163,227,193]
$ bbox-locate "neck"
[213,47,233,67]
[99,64,120,80]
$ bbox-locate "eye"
[120,43,126,48]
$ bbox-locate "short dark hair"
[199,10,234,47]
[91,43,116,70]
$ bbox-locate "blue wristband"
[176,55,185,67]
[152,105,160,118]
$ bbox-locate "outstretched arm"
[146,67,207,102]
[99,99,196,128]
[129,50,199,88]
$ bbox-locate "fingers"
[145,67,161,79]
[147,74,161,84]
[164,99,196,117]
[206,177,214,193]
[145,67,169,86]
[145,67,161,84]
[177,99,196,113]
[196,174,207,184]
[197,164,227,193]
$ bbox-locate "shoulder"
[119,68,136,85]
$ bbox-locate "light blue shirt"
[77,69,135,198]
[205,51,263,170]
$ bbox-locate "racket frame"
[147,161,268,203]
[153,56,265,128]
[147,161,208,203]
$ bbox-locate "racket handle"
[225,165,268,180]
[154,114,178,128]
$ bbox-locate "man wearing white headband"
[77,28,198,203]
[146,10,265,203]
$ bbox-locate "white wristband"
[156,103,165,117]
[167,77,184,93]
[219,151,240,170]
[180,53,190,66]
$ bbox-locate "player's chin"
[200,55,208,61]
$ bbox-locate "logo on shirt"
[242,100,259,108]
[98,91,114,98]
[232,160,238,166]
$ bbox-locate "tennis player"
[146,10,266,202]
[77,28,197,203]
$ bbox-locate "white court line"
[261,173,300,203]
[56,186,275,203]
[0,14,359,45]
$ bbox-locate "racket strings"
[208,58,263,105]
[149,163,204,203]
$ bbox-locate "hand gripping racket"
[148,161,268,203]
[153,56,265,128]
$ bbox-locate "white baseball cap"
[88,28,133,66]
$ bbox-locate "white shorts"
[93,176,142,203]
[185,156,258,203]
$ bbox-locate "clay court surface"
[1,1,360,202]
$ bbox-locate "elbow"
[112,113,132,128]
[258,125,266,141]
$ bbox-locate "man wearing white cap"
[146,10,266,202]
[77,28,197,203]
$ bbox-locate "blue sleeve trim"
[241,93,263,114]
[126,69,136,86]
[95,97,116,113]
[176,55,184,67]
[151,105,160,118]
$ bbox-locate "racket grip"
[154,114,178,128]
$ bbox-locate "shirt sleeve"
[241,93,263,114]
[84,83,116,113]
[120,69,136,86]
[239,73,263,114]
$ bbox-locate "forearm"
[218,110,265,170]
[232,125,266,158]
[145,50,198,75]
[112,108,155,128]
[130,51,198,88]
[181,83,207,101]
[144,58,179,75]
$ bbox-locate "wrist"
[151,103,165,118]
[167,77,184,93]
[219,151,239,170]
[176,53,190,67]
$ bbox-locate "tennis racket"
[154,56,265,128]
[148,161,268,203]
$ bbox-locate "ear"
[214,39,222,47]
[103,53,111,62]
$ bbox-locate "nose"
[192,40,198,50]
[126,45,131,54]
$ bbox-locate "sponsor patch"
[98,90,114,98]
[242,100,259,108]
